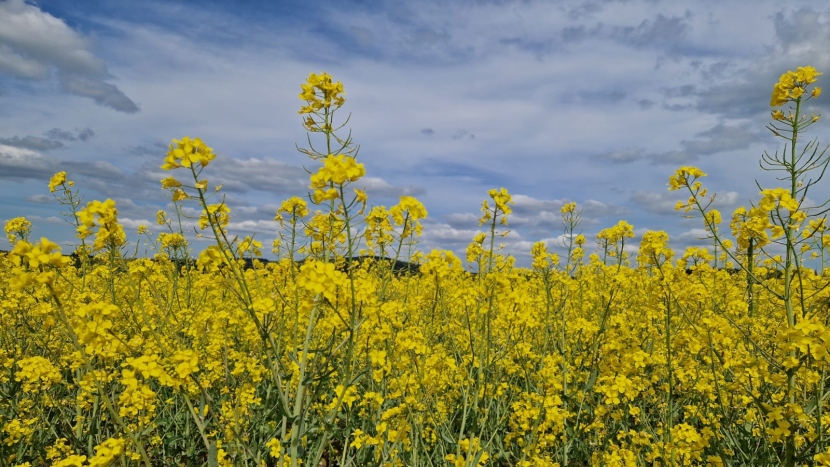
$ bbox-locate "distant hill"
[0,250,420,274]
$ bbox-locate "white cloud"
[0,0,138,112]
[359,177,426,198]
[25,194,54,204]
[0,144,54,180]
[442,212,479,229]
[630,190,683,215]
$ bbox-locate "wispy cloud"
[0,0,138,112]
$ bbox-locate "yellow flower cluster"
[530,241,559,270]
[480,187,513,225]
[296,260,346,302]
[274,196,309,223]
[758,187,799,212]
[78,199,126,251]
[309,154,366,203]
[389,195,428,236]
[637,230,673,265]
[15,356,61,392]
[7,237,71,288]
[771,66,822,106]
[668,166,707,191]
[48,171,73,193]
[199,203,231,231]
[158,232,187,251]
[4,217,31,244]
[161,137,216,171]
[364,206,395,249]
[298,72,345,114]
[598,220,635,245]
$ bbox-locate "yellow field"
[2,69,830,467]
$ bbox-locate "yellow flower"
[15,356,61,392]
[172,189,188,201]
[199,203,231,230]
[795,65,822,84]
[274,196,310,222]
[816,449,830,466]
[771,83,790,107]
[668,166,707,191]
[297,260,346,302]
[487,187,513,215]
[4,217,31,244]
[760,187,798,212]
[88,438,126,467]
[561,202,577,213]
[354,188,367,203]
[309,154,366,189]
[160,177,182,188]
[638,230,673,265]
[312,187,339,204]
[298,72,346,114]
[813,87,822,98]
[161,137,216,171]
[48,171,68,193]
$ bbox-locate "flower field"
[2,69,830,467]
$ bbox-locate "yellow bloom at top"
[597,220,635,244]
[4,217,31,244]
[299,72,346,114]
[487,187,513,215]
[161,137,216,171]
[770,66,822,107]
[48,171,72,193]
[390,196,428,225]
[390,196,428,236]
[274,196,309,222]
[668,166,706,191]
[561,202,577,213]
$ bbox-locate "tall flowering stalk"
[671,66,829,466]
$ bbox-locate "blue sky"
[1,0,828,263]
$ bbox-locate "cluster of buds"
[298,72,345,114]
